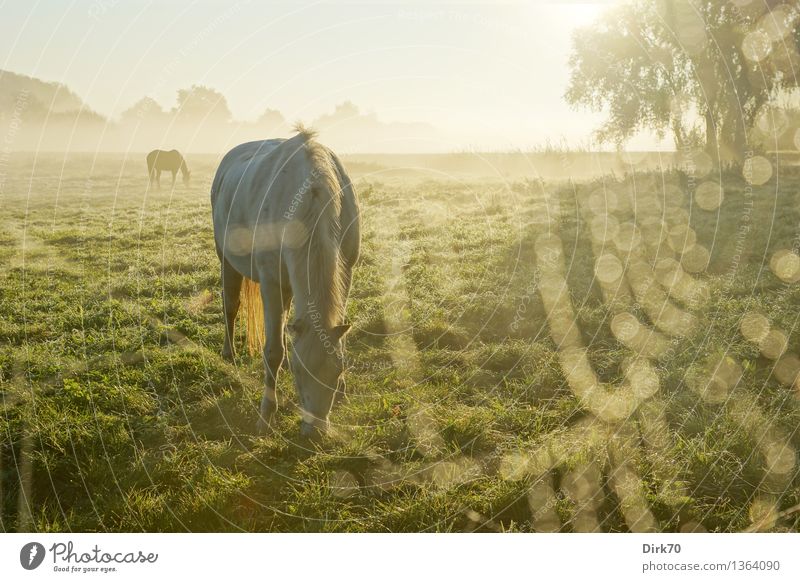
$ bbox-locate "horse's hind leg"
[257,281,288,434]
[221,258,243,362]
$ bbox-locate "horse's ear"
[331,324,351,340]
[288,319,305,336]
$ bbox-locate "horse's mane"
[288,125,344,328]
[293,122,318,142]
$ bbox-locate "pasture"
[1,152,799,532]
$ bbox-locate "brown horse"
[146,149,190,189]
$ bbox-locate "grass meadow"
[1,152,800,532]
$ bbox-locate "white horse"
[210,126,360,437]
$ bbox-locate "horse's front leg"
[171,170,177,188]
[256,282,288,434]
[156,170,161,189]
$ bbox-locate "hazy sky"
[1,0,660,150]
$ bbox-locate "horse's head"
[288,317,351,438]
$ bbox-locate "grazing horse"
[210,126,360,437]
[146,149,191,188]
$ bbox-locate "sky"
[0,0,661,150]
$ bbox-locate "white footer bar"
[1,533,797,581]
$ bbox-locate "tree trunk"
[704,109,719,162]
[671,116,686,151]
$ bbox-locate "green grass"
[1,153,799,532]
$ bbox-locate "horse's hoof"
[256,399,277,436]
[299,420,328,441]
[256,416,274,436]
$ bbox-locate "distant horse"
[210,126,360,437]
[146,149,190,188]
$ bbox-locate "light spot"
[595,253,624,284]
[681,244,710,273]
[614,222,642,252]
[742,30,772,62]
[748,496,778,531]
[185,289,213,313]
[431,458,480,488]
[675,14,708,56]
[252,222,281,251]
[408,408,445,456]
[654,257,682,288]
[740,311,771,343]
[686,281,710,309]
[744,156,773,185]
[681,150,713,178]
[774,353,800,386]
[701,375,729,404]
[499,451,531,481]
[713,356,743,387]
[365,460,402,491]
[759,6,796,42]
[587,189,618,215]
[626,359,659,400]
[282,220,309,248]
[756,107,789,137]
[770,249,800,283]
[597,390,636,422]
[590,214,619,243]
[563,466,598,500]
[330,470,359,498]
[638,216,666,247]
[528,478,561,532]
[667,224,696,253]
[559,348,600,397]
[764,442,796,476]
[689,355,742,404]
[611,313,640,343]
[661,184,687,208]
[694,181,724,211]
[663,206,690,227]
[679,520,707,533]
[609,464,657,532]
[759,329,788,360]
[530,447,555,475]
[535,234,563,267]
[225,225,253,256]
[300,408,316,425]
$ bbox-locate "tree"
[256,108,286,132]
[173,85,232,123]
[566,0,800,161]
[119,96,166,124]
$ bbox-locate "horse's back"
[210,139,287,213]
[213,140,284,185]
[147,149,183,170]
[211,135,359,280]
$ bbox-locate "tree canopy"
[566,0,800,160]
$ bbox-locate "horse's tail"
[239,277,265,356]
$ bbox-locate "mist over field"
[0,70,441,154]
